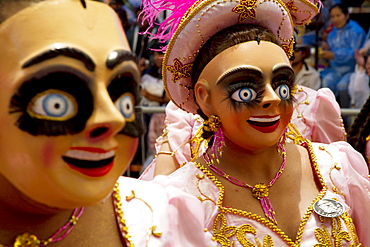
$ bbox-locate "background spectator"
[292,37,321,90]
[349,39,370,109]
[320,3,366,111]
[131,44,169,176]
[347,95,370,168]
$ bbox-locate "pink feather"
[140,0,200,52]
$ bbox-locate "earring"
[211,127,225,163]
[202,115,225,163]
[190,115,221,160]
[277,127,288,156]
[203,115,221,132]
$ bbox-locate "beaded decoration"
[0,207,84,247]
[211,127,225,162]
[112,183,134,247]
[195,140,331,245]
[112,183,163,247]
[285,122,307,144]
[203,115,221,133]
[203,134,287,225]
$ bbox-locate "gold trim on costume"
[193,141,329,246]
[318,146,346,200]
[113,184,163,247]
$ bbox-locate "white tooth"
[65,150,115,161]
[249,115,280,122]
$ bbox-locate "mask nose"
[89,126,110,139]
[85,90,125,141]
[261,84,281,109]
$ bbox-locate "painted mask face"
[197,41,295,152]
[0,0,142,209]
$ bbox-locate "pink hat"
[142,0,320,114]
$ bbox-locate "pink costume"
[292,85,346,143]
[140,100,204,181]
[165,141,370,246]
[140,85,346,180]
[115,176,216,246]
[139,0,370,245]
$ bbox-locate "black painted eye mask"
[10,72,93,136]
[9,71,145,138]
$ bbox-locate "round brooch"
[313,198,344,218]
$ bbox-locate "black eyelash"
[233,90,265,109]
[272,80,296,106]
[108,74,144,138]
[9,72,93,136]
[226,82,264,110]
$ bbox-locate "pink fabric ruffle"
[292,86,346,144]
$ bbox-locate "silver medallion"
[313,198,344,218]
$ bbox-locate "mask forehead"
[0,0,131,81]
[198,41,291,84]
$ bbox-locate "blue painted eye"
[115,93,135,122]
[231,88,257,102]
[275,85,290,99]
[28,90,77,120]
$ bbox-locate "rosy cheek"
[282,106,294,124]
[128,139,139,154]
[42,142,56,168]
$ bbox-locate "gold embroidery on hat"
[232,0,258,22]
[285,0,298,13]
[166,58,193,83]
[281,39,294,58]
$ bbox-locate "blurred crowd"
[297,0,370,113]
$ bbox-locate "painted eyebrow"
[216,66,263,85]
[106,50,139,70]
[22,46,95,72]
[272,63,294,74]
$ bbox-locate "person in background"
[292,37,321,90]
[109,0,137,33]
[140,44,169,163]
[140,46,169,108]
[350,30,370,108]
[349,39,370,109]
[0,0,216,246]
[347,95,370,168]
[320,3,366,110]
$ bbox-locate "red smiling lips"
[62,147,115,177]
[247,115,280,133]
